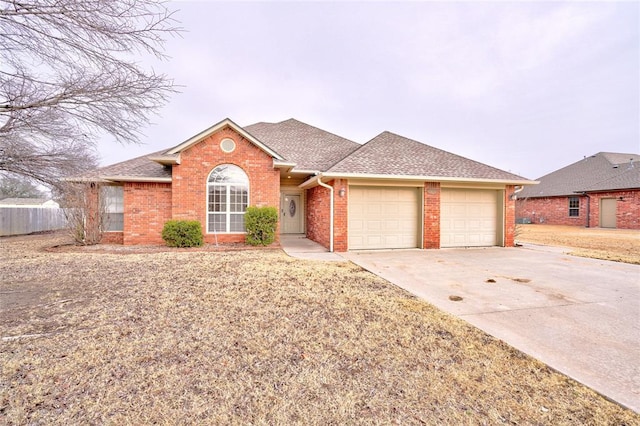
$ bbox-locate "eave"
[149,154,180,166]
[299,172,538,189]
[101,176,173,183]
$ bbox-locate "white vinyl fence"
[0,207,68,236]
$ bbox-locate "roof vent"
[613,164,619,169]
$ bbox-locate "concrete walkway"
[280,234,346,261]
[341,245,640,412]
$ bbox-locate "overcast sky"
[96,0,639,180]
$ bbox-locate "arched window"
[207,165,249,233]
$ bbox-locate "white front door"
[282,194,303,234]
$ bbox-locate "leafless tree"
[0,175,44,198]
[0,0,179,189]
[60,181,108,245]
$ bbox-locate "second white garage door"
[349,186,420,250]
[441,189,498,247]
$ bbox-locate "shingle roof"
[327,131,528,181]
[76,150,171,181]
[244,119,361,171]
[519,152,639,198]
[80,118,534,184]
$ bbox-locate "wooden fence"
[0,207,68,237]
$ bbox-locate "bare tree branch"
[0,0,180,189]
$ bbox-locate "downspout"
[582,192,591,228]
[513,185,524,198]
[316,174,334,252]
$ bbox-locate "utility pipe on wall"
[316,175,334,252]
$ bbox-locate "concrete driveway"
[341,245,640,412]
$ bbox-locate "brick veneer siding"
[588,190,639,229]
[305,179,349,252]
[123,182,172,245]
[306,184,331,250]
[171,127,281,245]
[516,190,639,229]
[504,185,516,247]
[102,232,124,244]
[332,179,348,252]
[423,182,440,249]
[516,196,588,226]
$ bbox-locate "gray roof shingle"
[327,131,528,181]
[519,152,639,198]
[244,119,361,171]
[77,150,171,181]
[81,119,534,183]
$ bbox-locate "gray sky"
[97,0,639,180]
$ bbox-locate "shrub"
[162,220,203,247]
[245,206,278,246]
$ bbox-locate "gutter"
[315,174,334,252]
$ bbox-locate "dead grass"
[516,224,640,264]
[1,233,638,425]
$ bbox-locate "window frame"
[568,196,580,217]
[206,164,249,234]
[101,185,124,232]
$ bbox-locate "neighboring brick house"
[516,152,640,229]
[77,118,535,251]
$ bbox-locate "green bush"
[245,206,278,246]
[162,220,203,247]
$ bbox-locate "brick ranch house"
[516,152,639,229]
[78,118,537,251]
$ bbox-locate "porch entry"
[281,193,303,234]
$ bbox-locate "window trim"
[101,185,124,232]
[568,196,580,217]
[206,164,249,234]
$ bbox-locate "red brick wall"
[423,182,440,249]
[102,232,124,244]
[123,182,172,245]
[333,179,348,252]
[516,196,588,226]
[516,190,639,229]
[170,127,280,244]
[304,179,349,252]
[306,184,330,249]
[587,190,639,229]
[504,185,516,247]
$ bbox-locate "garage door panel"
[441,189,497,248]
[349,186,420,250]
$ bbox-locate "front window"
[568,196,580,217]
[207,165,249,233]
[102,186,124,231]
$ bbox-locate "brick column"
[504,185,515,247]
[423,182,440,249]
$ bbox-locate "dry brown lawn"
[1,233,638,425]
[516,224,640,264]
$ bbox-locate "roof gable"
[326,131,529,182]
[166,118,284,160]
[519,152,640,198]
[244,119,361,171]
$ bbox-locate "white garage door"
[441,189,498,247]
[349,186,420,250]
